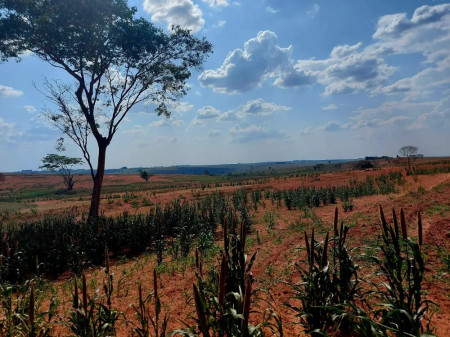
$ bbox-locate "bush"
[354,160,374,170]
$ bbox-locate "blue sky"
[1,0,450,171]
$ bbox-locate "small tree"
[399,145,418,171]
[140,170,150,182]
[40,138,83,191]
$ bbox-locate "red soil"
[1,165,449,336]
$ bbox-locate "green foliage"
[0,191,241,283]
[40,153,83,191]
[132,270,168,337]
[342,199,354,212]
[140,170,151,182]
[173,218,282,337]
[354,160,374,170]
[286,209,360,336]
[0,0,212,218]
[277,173,404,210]
[0,279,57,337]
[371,207,435,336]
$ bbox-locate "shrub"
[354,160,374,170]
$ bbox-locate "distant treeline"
[365,156,392,161]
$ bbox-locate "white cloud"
[266,6,278,14]
[236,98,290,118]
[149,118,184,127]
[0,85,23,97]
[377,54,450,99]
[407,95,450,130]
[297,42,394,95]
[168,101,194,114]
[273,70,316,89]
[217,20,226,27]
[318,121,348,132]
[321,104,338,111]
[298,127,315,135]
[189,119,205,127]
[218,110,237,122]
[207,130,221,137]
[352,116,411,129]
[229,124,285,142]
[199,31,314,93]
[372,4,450,60]
[24,105,37,114]
[202,0,228,7]
[143,0,204,33]
[307,4,320,18]
[197,106,221,119]
[0,117,21,142]
[353,100,435,120]
[122,125,147,135]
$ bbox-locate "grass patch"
[426,204,450,217]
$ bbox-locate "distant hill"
[15,158,359,175]
[77,159,357,175]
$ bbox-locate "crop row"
[0,206,435,336]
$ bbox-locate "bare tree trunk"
[89,142,108,219]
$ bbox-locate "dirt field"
[0,160,449,336]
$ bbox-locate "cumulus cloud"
[273,70,316,89]
[143,0,204,33]
[373,4,450,40]
[24,105,37,114]
[377,54,450,99]
[122,125,147,135]
[202,0,228,7]
[407,95,450,130]
[296,42,394,95]
[0,85,23,97]
[229,124,284,142]
[372,4,450,60]
[236,98,290,118]
[352,116,411,129]
[149,118,184,127]
[318,121,348,132]
[322,104,338,110]
[197,106,221,119]
[266,6,278,14]
[298,127,315,135]
[207,130,221,137]
[199,31,314,93]
[218,110,238,122]
[168,101,194,114]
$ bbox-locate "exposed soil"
[1,161,449,336]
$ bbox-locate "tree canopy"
[399,145,419,171]
[0,0,212,217]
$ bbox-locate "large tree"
[0,0,212,217]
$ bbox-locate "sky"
[1,0,450,171]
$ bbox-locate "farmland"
[0,158,449,336]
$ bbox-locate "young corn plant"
[286,228,334,336]
[371,206,435,337]
[66,247,122,337]
[132,269,168,337]
[0,280,57,337]
[173,218,282,337]
[286,208,361,336]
